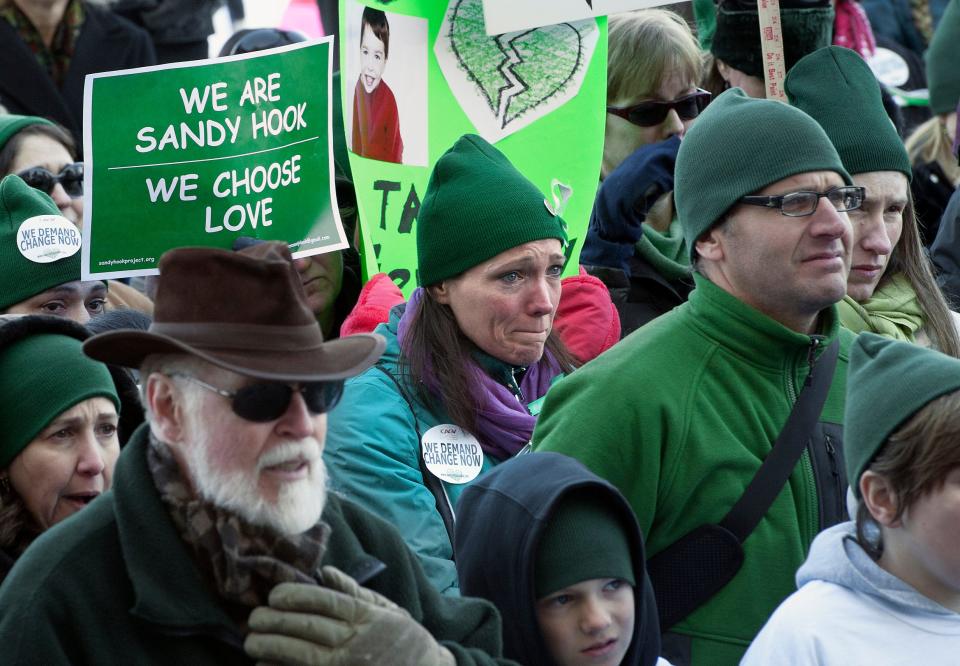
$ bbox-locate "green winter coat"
[533,274,854,666]
[324,307,498,595]
[0,425,516,666]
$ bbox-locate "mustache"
[257,438,321,470]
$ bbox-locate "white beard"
[184,432,328,536]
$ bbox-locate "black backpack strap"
[372,365,457,553]
[719,338,840,539]
[648,338,840,630]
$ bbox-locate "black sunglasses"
[607,89,712,127]
[171,373,345,422]
[17,163,84,198]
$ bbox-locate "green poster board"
[82,39,347,280]
[342,0,607,296]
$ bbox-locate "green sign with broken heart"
[82,39,348,280]
[342,0,607,296]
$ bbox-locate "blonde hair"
[607,9,702,103]
[905,114,960,187]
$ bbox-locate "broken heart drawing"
[435,0,599,143]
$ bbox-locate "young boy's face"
[882,466,960,610]
[535,578,635,666]
[359,23,386,94]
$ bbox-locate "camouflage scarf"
[147,436,330,611]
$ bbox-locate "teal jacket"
[324,307,498,595]
[534,274,854,666]
[0,426,516,665]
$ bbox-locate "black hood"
[455,452,661,666]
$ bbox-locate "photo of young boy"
[455,452,669,666]
[743,333,960,663]
[352,7,403,163]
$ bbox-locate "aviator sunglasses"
[607,89,712,127]
[170,373,345,422]
[17,162,84,198]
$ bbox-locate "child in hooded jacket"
[742,332,960,664]
[455,451,669,666]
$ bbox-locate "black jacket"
[455,452,662,666]
[0,3,155,142]
[912,160,956,247]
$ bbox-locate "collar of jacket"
[112,426,244,642]
[687,272,840,370]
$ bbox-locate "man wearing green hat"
[0,174,107,323]
[534,88,861,665]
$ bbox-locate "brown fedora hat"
[83,242,385,382]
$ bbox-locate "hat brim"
[82,329,385,382]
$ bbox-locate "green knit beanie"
[845,332,960,498]
[675,88,851,262]
[417,134,568,286]
[0,114,54,154]
[0,333,119,469]
[786,46,912,182]
[710,1,834,79]
[534,493,636,599]
[926,0,960,114]
[0,174,81,312]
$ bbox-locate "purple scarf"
[397,288,563,460]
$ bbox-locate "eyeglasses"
[606,89,711,127]
[170,373,344,422]
[17,163,84,198]
[739,186,866,217]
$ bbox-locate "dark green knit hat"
[417,134,568,286]
[845,332,960,498]
[0,114,54,153]
[926,0,960,114]
[0,174,81,311]
[710,0,834,79]
[675,88,851,262]
[786,46,912,182]
[534,492,636,599]
[0,332,119,468]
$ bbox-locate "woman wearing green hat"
[0,173,110,324]
[0,315,123,584]
[323,134,578,595]
[0,115,154,316]
[742,333,960,662]
[786,46,960,356]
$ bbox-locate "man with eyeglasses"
[534,89,860,666]
[0,242,516,666]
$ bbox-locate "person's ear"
[861,471,901,528]
[146,373,187,444]
[716,58,733,84]
[694,226,726,264]
[428,282,451,305]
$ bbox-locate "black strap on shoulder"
[647,338,840,630]
[372,365,457,554]
[719,338,840,540]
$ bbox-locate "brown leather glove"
[244,566,456,666]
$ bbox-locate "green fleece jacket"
[533,274,854,665]
[0,426,516,666]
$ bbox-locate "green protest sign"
[82,40,347,280]
[341,0,607,296]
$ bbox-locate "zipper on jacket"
[824,432,845,521]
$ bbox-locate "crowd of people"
[1,0,960,664]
